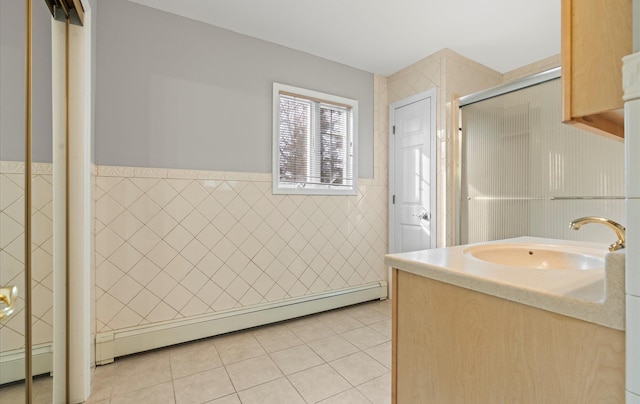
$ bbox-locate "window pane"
[279,97,310,183]
[320,106,349,185]
[273,83,358,195]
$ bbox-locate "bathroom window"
[273,83,358,195]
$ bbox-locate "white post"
[67,4,93,401]
[51,14,68,404]
[52,3,93,402]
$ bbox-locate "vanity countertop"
[384,236,625,330]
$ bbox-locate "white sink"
[463,243,605,270]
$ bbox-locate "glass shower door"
[0,0,30,400]
[0,0,55,402]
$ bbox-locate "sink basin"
[463,243,605,270]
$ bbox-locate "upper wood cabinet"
[561,0,632,140]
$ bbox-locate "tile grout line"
[169,355,177,404]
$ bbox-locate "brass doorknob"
[0,285,18,322]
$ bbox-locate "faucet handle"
[609,239,625,252]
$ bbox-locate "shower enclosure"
[459,69,625,246]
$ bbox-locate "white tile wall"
[627,295,640,394]
[625,52,640,398]
[627,98,640,296]
[0,161,54,352]
[626,88,640,199]
[94,166,388,332]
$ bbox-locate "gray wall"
[95,0,374,177]
[0,0,53,163]
[89,0,97,164]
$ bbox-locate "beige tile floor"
[86,299,392,404]
[0,376,54,404]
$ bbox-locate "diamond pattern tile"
[0,167,54,351]
[109,178,144,208]
[94,165,388,332]
[0,175,22,210]
[146,181,178,208]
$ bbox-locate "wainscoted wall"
[94,76,389,333]
[0,162,53,352]
[94,168,387,332]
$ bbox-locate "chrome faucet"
[569,216,626,252]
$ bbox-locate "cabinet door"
[561,0,631,139]
[392,270,625,403]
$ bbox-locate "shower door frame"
[456,67,562,245]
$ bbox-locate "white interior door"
[390,89,436,253]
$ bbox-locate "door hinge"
[392,195,395,204]
[392,125,396,135]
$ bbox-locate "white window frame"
[273,82,358,195]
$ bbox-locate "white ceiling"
[128,0,560,77]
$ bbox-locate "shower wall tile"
[388,55,441,105]
[502,54,560,83]
[444,52,504,98]
[0,161,54,353]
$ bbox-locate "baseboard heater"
[96,281,388,365]
[0,343,52,385]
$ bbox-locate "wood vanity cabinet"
[561,0,632,139]
[391,269,625,403]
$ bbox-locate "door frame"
[388,89,437,254]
